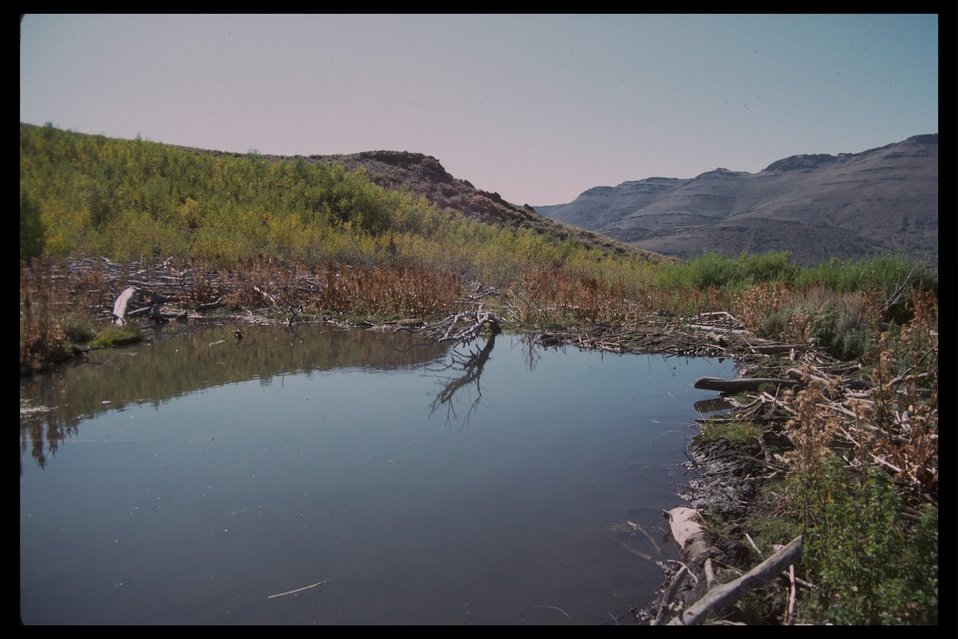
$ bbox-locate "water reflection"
[20,330,738,625]
[428,334,497,428]
[19,324,449,469]
[692,396,736,415]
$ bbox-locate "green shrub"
[798,455,938,624]
[655,251,797,291]
[796,254,938,302]
[20,191,45,259]
[809,305,871,361]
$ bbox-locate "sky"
[20,14,939,206]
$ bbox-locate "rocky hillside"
[536,135,938,266]
[310,150,671,261]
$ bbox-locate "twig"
[759,391,797,415]
[704,558,718,591]
[653,565,689,625]
[870,454,903,473]
[626,520,662,555]
[785,564,797,625]
[794,576,816,590]
[825,402,860,420]
[662,559,698,585]
[266,579,331,599]
[744,533,762,557]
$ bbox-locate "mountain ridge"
[536,135,938,266]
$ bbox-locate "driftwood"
[111,286,138,326]
[687,324,748,335]
[664,507,711,562]
[196,297,226,312]
[694,376,799,393]
[422,308,501,344]
[668,535,803,625]
[652,565,689,625]
[748,343,806,354]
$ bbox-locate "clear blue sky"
[20,14,938,206]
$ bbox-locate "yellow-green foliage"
[20,124,938,353]
[89,324,143,349]
[20,124,657,286]
[21,125,407,261]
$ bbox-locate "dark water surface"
[20,325,734,625]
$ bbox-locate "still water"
[20,325,735,625]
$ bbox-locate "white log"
[665,507,711,562]
[112,286,137,326]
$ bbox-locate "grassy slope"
[19,123,669,277]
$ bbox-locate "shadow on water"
[19,323,450,469]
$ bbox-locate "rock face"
[536,135,938,266]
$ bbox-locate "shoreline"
[19,257,938,625]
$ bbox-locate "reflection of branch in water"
[428,334,497,429]
[519,333,540,372]
[285,322,304,343]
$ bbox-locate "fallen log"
[687,324,748,335]
[665,507,711,563]
[196,297,226,312]
[694,377,799,393]
[668,535,803,625]
[694,311,742,323]
[112,286,138,326]
[748,343,806,354]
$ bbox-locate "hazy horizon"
[20,14,938,206]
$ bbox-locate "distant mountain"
[536,135,938,266]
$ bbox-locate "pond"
[20,324,735,625]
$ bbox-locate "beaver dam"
[20,257,938,625]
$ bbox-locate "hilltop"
[309,150,667,260]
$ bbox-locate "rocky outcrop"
[762,153,839,172]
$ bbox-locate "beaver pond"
[20,324,735,625]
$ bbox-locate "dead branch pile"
[535,311,808,359]
[537,310,938,508]
[419,307,501,343]
[693,349,938,506]
[37,257,456,328]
